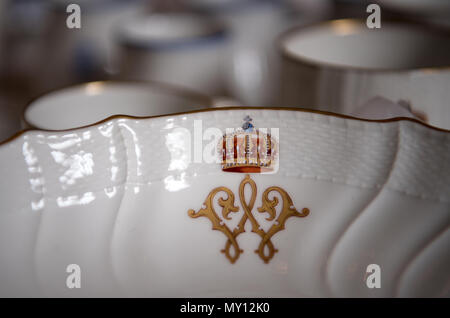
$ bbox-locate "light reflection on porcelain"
[163,119,175,130]
[104,186,117,199]
[48,135,82,150]
[119,121,143,177]
[22,139,46,212]
[56,192,96,208]
[0,108,449,297]
[166,129,191,172]
[51,151,94,187]
[164,172,190,192]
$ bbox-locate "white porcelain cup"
[23,81,214,131]
[187,0,292,106]
[279,19,450,130]
[115,13,229,96]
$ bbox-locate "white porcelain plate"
[0,107,449,297]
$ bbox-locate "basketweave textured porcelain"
[0,108,449,297]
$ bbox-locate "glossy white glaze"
[0,108,449,297]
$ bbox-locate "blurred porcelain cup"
[23,81,214,131]
[40,0,148,92]
[279,19,450,130]
[115,13,228,96]
[187,0,292,106]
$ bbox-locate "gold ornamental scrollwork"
[188,175,310,264]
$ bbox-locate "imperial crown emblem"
[220,116,278,173]
[189,117,309,264]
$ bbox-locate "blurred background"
[1,0,450,141]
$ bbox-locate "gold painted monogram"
[188,175,310,264]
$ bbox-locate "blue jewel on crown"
[242,115,254,132]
